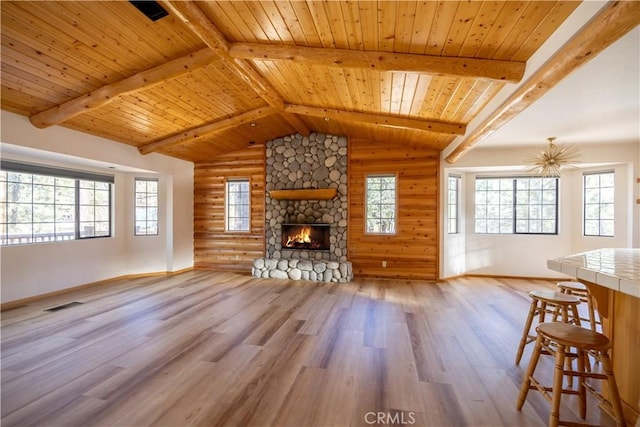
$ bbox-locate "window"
[365,175,396,234]
[584,171,614,237]
[135,178,158,236]
[448,175,460,234]
[475,176,558,234]
[226,179,250,232]
[79,180,111,238]
[0,160,113,245]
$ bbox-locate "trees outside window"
[226,179,250,232]
[1,163,112,245]
[366,175,396,234]
[584,171,614,237]
[475,176,558,234]
[135,178,158,236]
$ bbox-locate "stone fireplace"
[252,132,352,282]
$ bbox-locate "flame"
[285,226,311,247]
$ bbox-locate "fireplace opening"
[281,224,330,251]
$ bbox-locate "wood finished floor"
[1,271,618,427]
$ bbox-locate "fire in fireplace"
[281,224,330,251]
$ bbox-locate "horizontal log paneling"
[349,139,439,280]
[194,143,265,272]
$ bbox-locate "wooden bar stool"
[557,281,602,332]
[515,290,582,365]
[516,322,626,427]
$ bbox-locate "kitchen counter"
[548,248,639,297]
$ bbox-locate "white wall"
[440,142,639,279]
[0,111,194,303]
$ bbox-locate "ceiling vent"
[129,1,168,22]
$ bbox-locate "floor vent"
[45,301,83,312]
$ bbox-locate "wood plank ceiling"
[1,1,581,163]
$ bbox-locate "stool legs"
[601,353,626,427]
[586,293,598,331]
[517,333,544,410]
[516,293,581,366]
[517,322,627,427]
[549,344,566,427]
[577,347,587,419]
[516,300,539,365]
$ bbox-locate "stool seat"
[557,281,588,292]
[537,322,610,351]
[529,290,581,304]
[515,290,582,365]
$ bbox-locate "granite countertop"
[548,248,640,298]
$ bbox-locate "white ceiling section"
[442,1,640,156]
[487,27,639,148]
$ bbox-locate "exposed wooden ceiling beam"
[29,48,217,129]
[160,0,310,136]
[230,43,525,83]
[285,104,465,136]
[445,1,640,164]
[138,106,277,155]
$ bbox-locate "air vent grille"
[45,301,84,312]
[129,1,168,22]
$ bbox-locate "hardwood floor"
[1,271,618,427]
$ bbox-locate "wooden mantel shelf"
[269,188,337,200]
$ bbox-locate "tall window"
[0,161,113,245]
[448,175,460,234]
[365,175,396,234]
[475,176,558,234]
[584,171,614,237]
[226,179,250,232]
[135,178,158,236]
[79,180,111,238]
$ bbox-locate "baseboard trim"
[0,267,194,311]
[461,273,569,281]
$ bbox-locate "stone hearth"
[252,258,353,283]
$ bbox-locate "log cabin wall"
[194,143,265,272]
[349,139,439,280]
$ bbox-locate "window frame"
[225,178,251,232]
[474,175,559,235]
[364,174,397,235]
[583,170,615,237]
[78,179,112,239]
[1,160,113,246]
[447,175,461,234]
[134,177,159,236]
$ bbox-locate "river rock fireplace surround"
[251,132,352,283]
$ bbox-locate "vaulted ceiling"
[1,1,638,163]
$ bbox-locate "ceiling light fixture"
[525,137,580,177]
[324,117,330,121]
[250,122,256,127]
